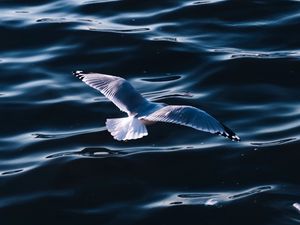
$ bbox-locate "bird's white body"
[73,71,240,142]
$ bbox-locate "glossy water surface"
[1,0,300,224]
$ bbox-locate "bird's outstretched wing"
[143,105,240,141]
[73,71,150,115]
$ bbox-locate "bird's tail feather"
[106,117,148,141]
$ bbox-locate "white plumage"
[73,71,240,142]
[106,116,148,141]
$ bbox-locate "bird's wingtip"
[72,70,84,79]
[230,135,241,142]
[219,123,241,142]
[217,131,240,142]
[72,70,83,75]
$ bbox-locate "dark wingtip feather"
[72,70,85,80]
[218,123,240,142]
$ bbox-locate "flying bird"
[73,71,240,142]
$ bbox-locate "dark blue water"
[1,0,300,224]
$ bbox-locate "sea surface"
[1,0,300,224]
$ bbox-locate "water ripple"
[251,138,298,147]
[1,0,300,224]
[46,147,123,159]
[146,185,275,208]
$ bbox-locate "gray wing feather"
[73,71,150,115]
[143,105,240,141]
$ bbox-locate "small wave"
[228,186,272,200]
[88,27,150,33]
[46,147,123,159]
[36,17,67,23]
[81,0,120,5]
[151,37,178,42]
[251,138,298,147]
[141,75,181,82]
[142,89,195,102]
[1,169,24,176]
[150,92,194,101]
[211,48,300,60]
[192,0,225,5]
[32,133,57,139]
[32,127,106,140]
[15,11,29,14]
[145,185,275,208]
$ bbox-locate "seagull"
[73,71,240,142]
